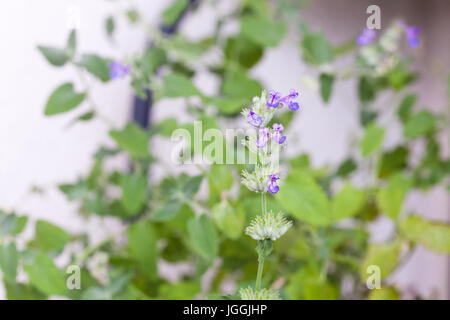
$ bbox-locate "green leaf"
[376,173,411,219]
[44,83,86,116]
[162,0,189,26]
[37,46,70,66]
[159,72,200,98]
[155,117,178,137]
[24,252,67,296]
[397,94,417,123]
[120,174,147,216]
[29,220,70,254]
[399,215,450,253]
[110,122,149,159]
[331,184,366,221]
[105,16,115,38]
[0,211,28,237]
[369,286,400,300]
[301,31,334,65]
[224,36,263,68]
[377,146,409,178]
[78,54,111,82]
[319,73,334,103]
[241,15,286,47]
[183,175,204,198]
[152,198,182,221]
[403,110,436,139]
[209,164,233,195]
[277,170,331,226]
[211,200,245,240]
[335,158,357,178]
[159,281,200,300]
[360,124,385,157]
[140,47,167,75]
[66,29,76,58]
[0,242,18,281]
[209,97,245,115]
[187,215,218,261]
[128,222,157,280]
[360,240,401,281]
[222,71,262,99]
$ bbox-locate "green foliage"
[277,170,331,226]
[376,173,411,219]
[212,200,245,240]
[24,253,67,296]
[301,30,334,65]
[400,215,450,253]
[0,243,18,281]
[77,54,111,82]
[28,220,70,254]
[319,73,334,103]
[360,124,385,157]
[110,123,149,159]
[403,110,436,138]
[44,83,86,116]
[331,184,366,222]
[120,174,147,216]
[128,222,158,280]
[188,215,219,262]
[360,240,401,280]
[241,14,286,48]
[159,72,201,98]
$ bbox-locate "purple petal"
[267,182,279,194]
[406,26,421,48]
[248,111,262,127]
[273,123,284,132]
[288,102,299,111]
[356,28,376,46]
[267,90,281,108]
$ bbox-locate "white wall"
[0,0,448,299]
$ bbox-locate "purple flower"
[288,102,299,111]
[267,174,280,194]
[273,123,284,132]
[248,111,262,127]
[256,127,270,148]
[267,90,281,108]
[272,123,286,144]
[406,26,421,48]
[279,89,298,105]
[356,28,376,46]
[108,61,130,79]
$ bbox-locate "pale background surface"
[0,0,448,299]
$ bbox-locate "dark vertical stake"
[131,0,199,129]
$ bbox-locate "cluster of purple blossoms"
[108,61,131,79]
[356,28,376,46]
[356,24,421,49]
[242,89,300,195]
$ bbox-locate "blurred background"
[0,0,449,299]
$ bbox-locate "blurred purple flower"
[272,123,286,144]
[248,110,262,127]
[267,90,281,108]
[406,26,421,48]
[356,28,376,46]
[256,127,270,148]
[108,61,130,79]
[267,174,280,194]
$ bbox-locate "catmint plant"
[239,90,299,300]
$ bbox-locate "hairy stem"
[255,255,265,291]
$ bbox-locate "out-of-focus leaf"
[128,222,157,280]
[24,252,67,296]
[66,29,76,58]
[37,46,70,66]
[105,16,115,38]
[360,124,385,157]
[152,198,182,221]
[44,83,86,116]
[209,164,233,196]
[29,220,70,254]
[319,73,334,103]
[110,122,149,159]
[155,117,178,137]
[377,146,409,178]
[159,72,200,98]
[78,54,111,82]
[212,200,245,240]
[403,110,436,139]
[397,94,417,123]
[399,215,450,253]
[376,173,411,219]
[159,281,200,299]
[369,286,400,300]
[120,174,147,216]
[188,215,218,261]
[360,240,401,281]
[0,242,18,281]
[335,158,357,178]
[0,211,28,237]
[225,36,263,68]
[277,170,331,226]
[301,31,334,65]
[162,0,189,26]
[222,71,262,100]
[241,15,286,48]
[331,184,366,221]
[286,266,338,300]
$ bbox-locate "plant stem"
[255,255,265,291]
